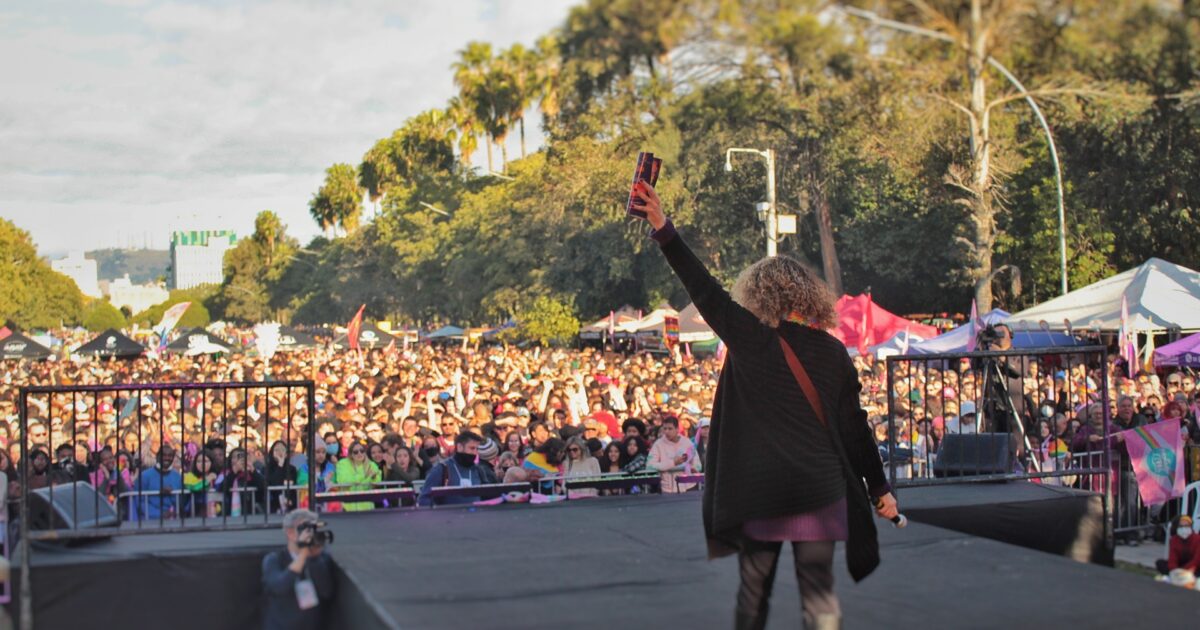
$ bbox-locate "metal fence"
[17,380,317,539]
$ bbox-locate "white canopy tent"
[677,303,716,343]
[1006,258,1200,333]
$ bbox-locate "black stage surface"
[16,488,1200,629]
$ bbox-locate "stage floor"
[22,492,1200,629]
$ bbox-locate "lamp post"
[725,147,778,257]
[840,5,1069,296]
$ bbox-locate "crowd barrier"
[17,380,318,538]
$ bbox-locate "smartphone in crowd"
[626,151,662,218]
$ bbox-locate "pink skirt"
[742,497,848,542]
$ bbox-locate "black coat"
[654,222,888,581]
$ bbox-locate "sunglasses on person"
[567,447,581,454]
[351,448,366,455]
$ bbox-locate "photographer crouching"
[262,509,335,630]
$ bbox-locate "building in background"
[170,230,236,290]
[51,251,100,297]
[108,274,169,315]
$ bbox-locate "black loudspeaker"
[29,481,120,530]
[932,433,1011,477]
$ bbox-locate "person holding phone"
[631,180,897,630]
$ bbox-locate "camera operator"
[262,509,335,630]
[974,324,1033,457]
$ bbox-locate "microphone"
[874,497,907,529]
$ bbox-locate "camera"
[975,324,1002,350]
[297,520,334,548]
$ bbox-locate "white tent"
[677,303,715,343]
[619,306,679,333]
[1006,258,1200,332]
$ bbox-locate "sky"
[0,0,577,257]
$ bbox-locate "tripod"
[978,352,1039,474]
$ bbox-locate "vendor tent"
[1153,332,1200,368]
[580,307,641,340]
[833,294,938,352]
[275,326,320,352]
[332,322,396,349]
[1007,258,1200,332]
[164,328,235,354]
[677,303,715,343]
[74,329,145,358]
[868,330,931,359]
[424,326,465,340]
[619,306,679,333]
[907,309,1083,355]
[0,332,52,360]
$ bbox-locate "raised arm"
[631,181,771,351]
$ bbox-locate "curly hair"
[730,255,838,329]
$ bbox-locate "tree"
[253,210,284,267]
[309,163,363,237]
[454,42,502,173]
[0,218,84,329]
[82,300,127,332]
[508,295,580,346]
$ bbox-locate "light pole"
[725,147,778,257]
[840,5,1069,296]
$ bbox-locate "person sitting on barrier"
[297,441,337,493]
[334,440,382,512]
[136,444,182,520]
[648,416,700,493]
[262,508,335,630]
[418,431,485,507]
[266,440,299,514]
[1157,516,1200,577]
[221,447,268,517]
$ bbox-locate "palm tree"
[533,35,562,123]
[253,210,283,267]
[501,43,537,159]
[309,163,363,237]
[453,42,496,173]
[446,96,479,170]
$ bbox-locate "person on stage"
[631,181,897,630]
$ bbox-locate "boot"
[735,608,767,630]
[803,612,841,630]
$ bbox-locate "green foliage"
[82,300,127,332]
[505,295,581,346]
[309,163,363,236]
[0,218,84,329]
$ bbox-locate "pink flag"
[1121,419,1186,506]
[966,300,981,351]
[1119,296,1137,377]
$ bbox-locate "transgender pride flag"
[1121,419,1186,506]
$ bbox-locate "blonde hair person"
[563,435,600,499]
[631,179,896,629]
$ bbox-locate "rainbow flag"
[1121,419,1186,506]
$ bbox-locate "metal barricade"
[17,380,317,539]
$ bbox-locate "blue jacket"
[135,466,183,520]
[417,460,483,507]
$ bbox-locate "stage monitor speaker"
[29,481,120,530]
[932,433,1010,477]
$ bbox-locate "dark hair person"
[632,180,895,629]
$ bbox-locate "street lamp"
[724,147,780,257]
[839,5,1069,296]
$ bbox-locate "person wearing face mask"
[1157,516,1200,579]
[418,431,484,507]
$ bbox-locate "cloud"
[0,0,576,254]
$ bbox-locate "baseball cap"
[960,401,977,417]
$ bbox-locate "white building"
[170,230,236,290]
[51,251,100,297]
[108,274,169,315]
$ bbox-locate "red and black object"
[627,151,663,218]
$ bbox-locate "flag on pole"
[856,293,875,356]
[155,302,191,351]
[1121,419,1186,506]
[1119,296,1137,377]
[607,310,615,341]
[1143,331,1156,373]
[898,325,911,356]
[966,300,981,351]
[346,305,365,351]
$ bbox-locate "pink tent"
[832,294,937,354]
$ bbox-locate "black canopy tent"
[0,332,52,360]
[74,329,146,358]
[275,326,320,352]
[163,327,235,354]
[332,322,397,349]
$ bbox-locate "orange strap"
[778,336,827,427]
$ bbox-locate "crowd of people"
[1,325,1197,523]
